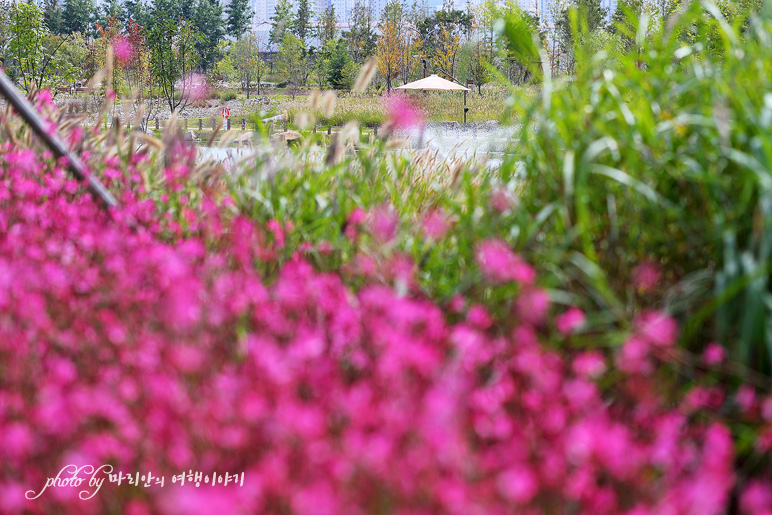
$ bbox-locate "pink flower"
[633,261,661,292]
[367,204,399,244]
[635,311,678,346]
[421,209,450,240]
[740,480,772,514]
[516,288,550,326]
[617,336,653,375]
[449,294,466,314]
[267,219,286,249]
[556,307,586,336]
[572,351,606,378]
[702,342,726,366]
[763,398,772,421]
[113,36,134,65]
[489,188,518,213]
[475,239,535,285]
[347,207,366,225]
[182,73,210,103]
[682,386,712,412]
[36,89,55,109]
[386,96,424,129]
[466,304,492,329]
[497,465,538,503]
[736,385,757,414]
[5,150,37,174]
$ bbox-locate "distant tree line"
[0,0,764,100]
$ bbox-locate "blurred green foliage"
[211,0,772,375]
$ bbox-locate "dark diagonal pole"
[0,70,118,209]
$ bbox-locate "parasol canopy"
[396,74,470,91]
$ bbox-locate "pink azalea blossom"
[448,294,466,313]
[556,307,586,335]
[572,351,607,378]
[347,207,366,225]
[617,336,654,375]
[421,209,450,240]
[467,304,493,329]
[516,288,551,326]
[633,261,661,292]
[497,465,539,503]
[635,311,678,346]
[267,219,286,249]
[763,398,772,421]
[702,342,727,366]
[489,188,518,213]
[475,239,535,285]
[736,385,757,414]
[367,204,399,244]
[740,480,772,515]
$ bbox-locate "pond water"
[196,122,518,172]
[399,122,519,171]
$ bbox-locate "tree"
[62,0,95,35]
[194,0,225,69]
[434,22,460,79]
[179,0,197,21]
[269,0,293,47]
[417,5,473,56]
[94,16,123,94]
[475,0,498,63]
[376,0,404,95]
[127,0,150,27]
[153,0,180,18]
[556,0,608,54]
[225,0,252,39]
[468,36,490,95]
[124,0,152,29]
[230,32,267,97]
[42,0,65,34]
[0,0,12,62]
[124,18,153,106]
[276,32,306,87]
[147,17,203,112]
[6,2,79,91]
[318,5,338,47]
[95,0,124,29]
[292,0,312,43]
[345,1,376,63]
[326,37,356,89]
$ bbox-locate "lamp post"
[464,79,474,124]
[420,26,440,78]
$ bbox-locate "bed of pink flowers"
[1,119,771,514]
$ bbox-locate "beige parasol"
[396,74,470,91]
